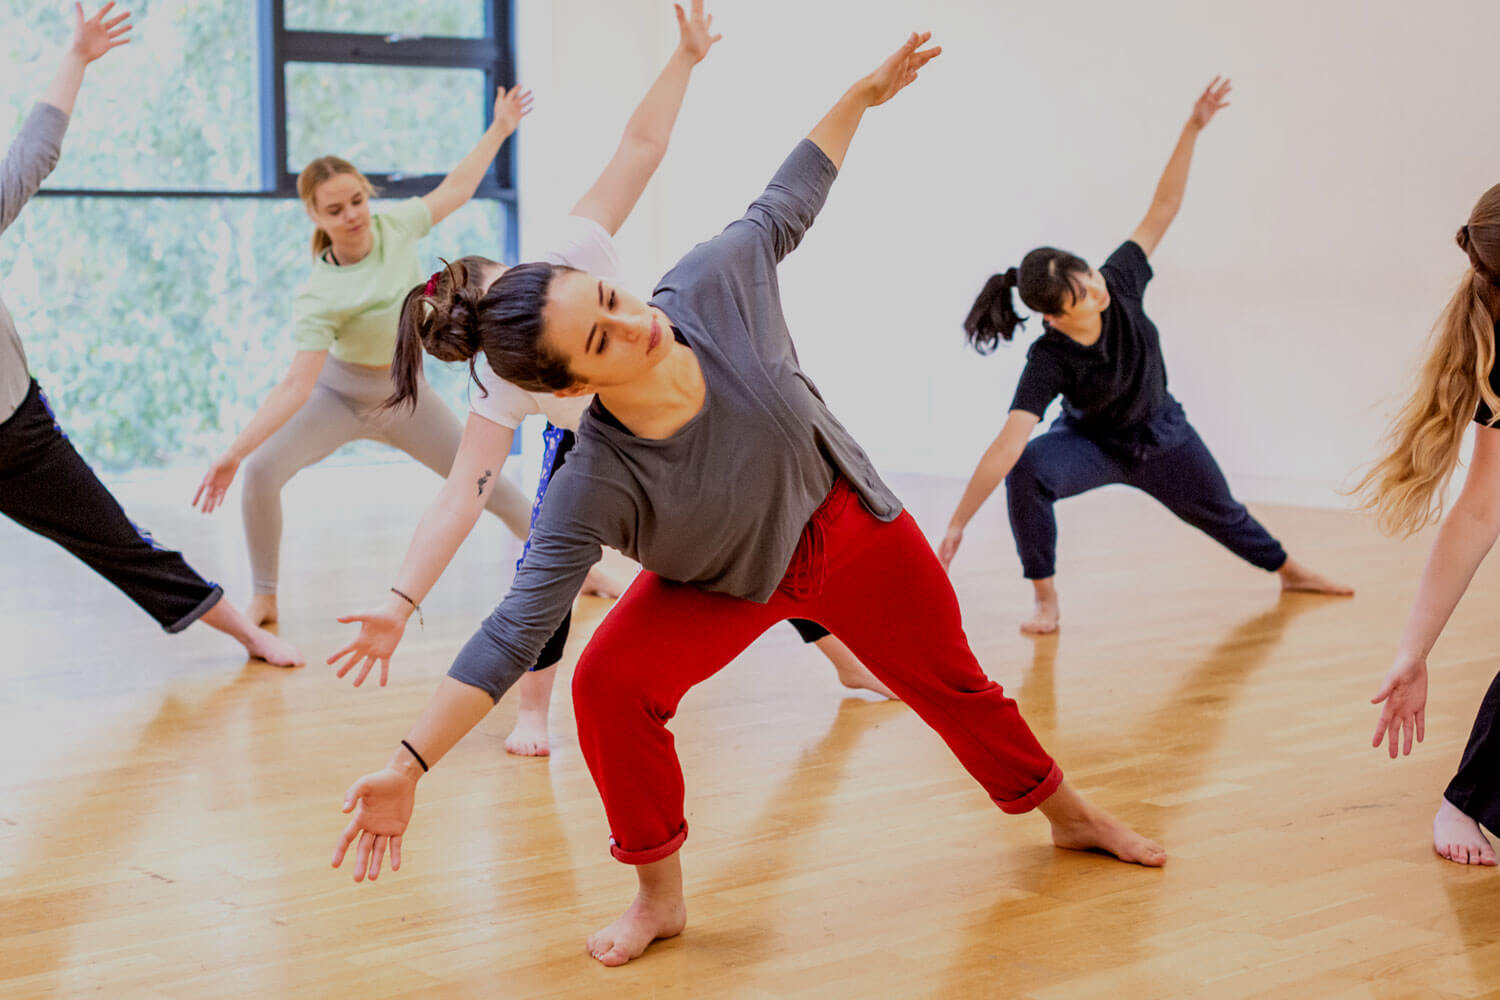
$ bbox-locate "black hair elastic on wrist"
[390,586,424,630]
[400,739,430,772]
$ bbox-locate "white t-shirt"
[467,215,622,431]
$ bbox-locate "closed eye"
[598,332,608,354]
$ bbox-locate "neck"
[595,339,705,440]
[327,230,374,265]
[1050,312,1103,345]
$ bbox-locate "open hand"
[492,85,534,135]
[333,767,416,882]
[1371,655,1428,758]
[72,3,132,63]
[1189,76,1231,130]
[192,454,238,514]
[328,606,408,687]
[860,31,942,108]
[675,0,722,65]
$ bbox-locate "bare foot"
[586,890,687,967]
[813,635,899,700]
[581,565,627,599]
[1020,595,1060,636]
[1277,558,1354,596]
[244,626,303,668]
[1038,780,1166,867]
[504,707,551,757]
[1433,798,1497,866]
[247,593,278,627]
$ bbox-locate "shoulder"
[467,358,538,429]
[537,216,623,280]
[377,197,433,243]
[1101,240,1153,297]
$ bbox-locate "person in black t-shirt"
[1356,183,1500,868]
[939,77,1352,635]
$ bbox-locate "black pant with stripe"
[0,379,222,632]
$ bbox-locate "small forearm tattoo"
[477,469,493,497]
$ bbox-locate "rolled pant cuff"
[993,762,1064,815]
[164,584,225,634]
[609,822,688,865]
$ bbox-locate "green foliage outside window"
[0,0,512,473]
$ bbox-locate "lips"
[648,317,661,353]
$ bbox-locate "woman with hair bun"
[190,82,537,630]
[1358,186,1500,868]
[331,1,897,760]
[940,77,1350,634]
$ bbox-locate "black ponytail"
[962,248,1092,355]
[963,267,1023,354]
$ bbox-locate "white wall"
[518,0,1500,508]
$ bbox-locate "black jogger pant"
[0,380,222,632]
[1445,670,1500,833]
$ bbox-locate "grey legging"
[241,356,531,594]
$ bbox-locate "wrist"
[384,590,417,621]
[386,747,426,782]
[671,45,700,69]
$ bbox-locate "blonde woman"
[1361,185,1500,867]
[191,85,543,627]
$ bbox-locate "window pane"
[2,197,512,472]
[286,64,490,178]
[0,0,258,191]
[284,0,488,39]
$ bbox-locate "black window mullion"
[256,0,289,194]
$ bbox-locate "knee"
[1006,445,1046,497]
[571,643,668,727]
[240,450,284,502]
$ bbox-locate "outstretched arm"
[1129,76,1230,257]
[41,3,132,116]
[422,85,533,227]
[327,413,516,687]
[807,31,941,170]
[1372,424,1500,757]
[570,0,721,235]
[937,410,1040,570]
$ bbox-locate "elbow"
[620,132,670,167]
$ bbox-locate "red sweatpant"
[572,479,1063,864]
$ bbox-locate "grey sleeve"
[737,138,839,263]
[1,104,69,237]
[446,466,624,701]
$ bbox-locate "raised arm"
[569,0,721,235]
[421,85,533,227]
[807,31,941,171]
[937,410,1041,570]
[1128,76,1230,257]
[1372,425,1500,757]
[2,4,130,235]
[326,412,516,687]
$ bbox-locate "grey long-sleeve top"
[449,139,903,700]
[1,104,69,422]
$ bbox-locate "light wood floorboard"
[2,464,1497,998]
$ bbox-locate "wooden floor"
[3,463,1499,999]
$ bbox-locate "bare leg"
[812,634,898,700]
[582,564,629,599]
[246,592,278,627]
[1433,797,1498,866]
[1277,557,1354,596]
[586,852,687,967]
[1021,577,1061,636]
[1036,778,1166,866]
[198,599,302,667]
[505,665,556,757]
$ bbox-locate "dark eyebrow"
[584,282,605,353]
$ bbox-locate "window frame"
[37,0,518,257]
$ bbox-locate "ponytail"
[963,267,1023,353]
[383,257,493,412]
[963,247,1092,354]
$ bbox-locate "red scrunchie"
[423,270,443,297]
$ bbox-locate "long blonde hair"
[296,156,376,256]
[1354,183,1500,536]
